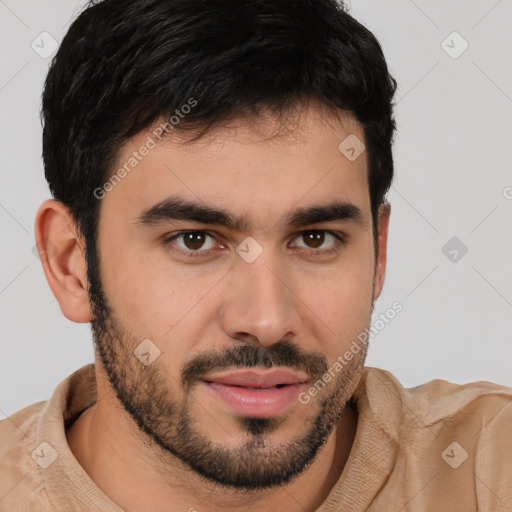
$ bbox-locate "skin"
[35,103,390,512]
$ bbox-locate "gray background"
[1,0,511,419]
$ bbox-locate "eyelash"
[162,230,346,259]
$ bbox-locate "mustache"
[181,341,328,389]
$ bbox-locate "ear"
[373,202,391,299]
[34,199,92,323]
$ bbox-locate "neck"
[67,375,358,512]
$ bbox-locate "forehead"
[101,104,370,230]
[157,104,364,160]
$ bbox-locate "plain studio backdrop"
[0,0,511,418]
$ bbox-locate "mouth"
[201,368,309,418]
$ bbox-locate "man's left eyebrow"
[285,201,364,228]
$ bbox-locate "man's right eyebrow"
[134,196,249,231]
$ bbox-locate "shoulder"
[360,366,512,430]
[360,368,512,511]
[0,401,57,511]
[402,371,512,438]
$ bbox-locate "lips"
[201,368,309,418]
[203,368,309,388]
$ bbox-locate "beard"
[87,252,370,490]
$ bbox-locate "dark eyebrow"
[135,196,249,231]
[286,201,363,227]
[134,195,364,231]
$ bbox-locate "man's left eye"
[291,230,339,250]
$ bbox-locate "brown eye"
[292,230,338,251]
[302,231,326,249]
[182,232,208,250]
[164,231,217,254]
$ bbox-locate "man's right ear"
[34,199,92,323]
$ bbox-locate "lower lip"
[204,382,305,417]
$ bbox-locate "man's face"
[89,105,382,489]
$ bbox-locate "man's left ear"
[373,202,391,299]
[34,199,92,323]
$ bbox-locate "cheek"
[310,279,373,352]
[304,247,375,356]
[98,241,179,331]
[110,271,191,334]
[314,249,374,317]
[100,245,219,359]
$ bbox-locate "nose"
[218,249,303,348]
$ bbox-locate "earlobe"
[373,202,391,299]
[34,199,92,323]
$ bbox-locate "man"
[1,0,510,510]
